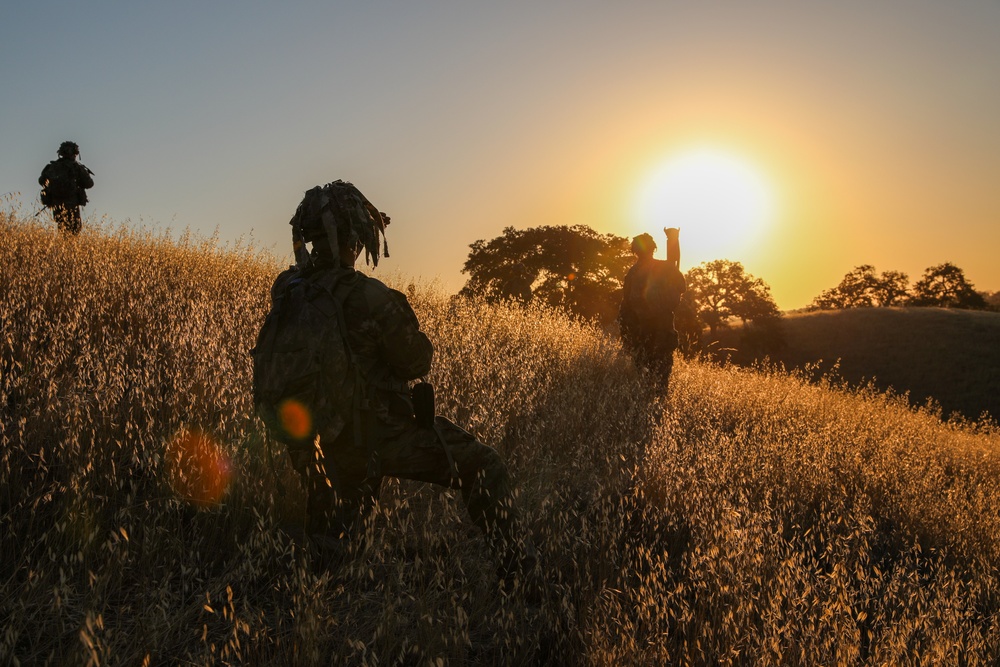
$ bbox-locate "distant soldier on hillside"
[38,141,94,234]
[618,227,687,388]
[252,181,538,593]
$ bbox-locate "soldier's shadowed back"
[618,227,687,388]
[252,181,538,593]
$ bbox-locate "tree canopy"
[811,262,986,310]
[810,265,910,309]
[685,259,780,335]
[460,225,633,324]
[910,262,987,309]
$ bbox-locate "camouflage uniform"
[38,144,94,235]
[282,261,528,577]
[619,256,686,386]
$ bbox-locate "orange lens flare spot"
[279,399,313,440]
[165,428,233,508]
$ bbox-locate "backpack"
[620,260,686,332]
[251,267,361,448]
[40,160,85,207]
[647,262,686,313]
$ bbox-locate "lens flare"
[165,428,233,508]
[279,399,313,440]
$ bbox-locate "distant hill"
[711,307,1000,422]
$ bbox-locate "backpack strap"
[311,273,383,480]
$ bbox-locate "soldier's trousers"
[52,205,83,234]
[302,416,527,577]
[630,328,679,388]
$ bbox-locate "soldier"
[618,228,687,388]
[38,141,95,234]
[255,181,536,589]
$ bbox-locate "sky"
[3,0,998,310]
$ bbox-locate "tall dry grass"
[2,210,999,665]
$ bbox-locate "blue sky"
[3,1,999,308]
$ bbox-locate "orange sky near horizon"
[469,63,1000,310]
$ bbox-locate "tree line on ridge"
[458,225,998,355]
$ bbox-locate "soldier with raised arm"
[618,227,686,388]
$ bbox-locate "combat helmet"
[289,180,390,269]
[631,233,657,256]
[57,141,79,158]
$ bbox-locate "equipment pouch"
[411,381,435,429]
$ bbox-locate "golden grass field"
[2,211,1000,665]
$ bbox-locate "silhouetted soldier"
[253,181,537,592]
[38,141,94,234]
[618,228,686,388]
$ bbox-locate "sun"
[632,147,776,265]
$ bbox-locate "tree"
[982,291,1000,313]
[810,265,909,309]
[877,270,911,306]
[460,225,633,324]
[910,263,987,309]
[685,259,781,335]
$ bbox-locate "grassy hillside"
[712,308,1000,423]
[3,212,1000,665]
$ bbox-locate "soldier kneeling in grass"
[253,180,538,594]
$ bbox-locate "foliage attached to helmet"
[57,141,80,158]
[289,180,390,269]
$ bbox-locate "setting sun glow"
[633,148,776,265]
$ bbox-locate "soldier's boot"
[303,463,352,572]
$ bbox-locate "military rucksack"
[40,160,86,207]
[622,260,686,323]
[251,267,362,448]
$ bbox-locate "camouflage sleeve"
[671,267,687,295]
[38,164,51,186]
[77,164,94,189]
[367,284,433,380]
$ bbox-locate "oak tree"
[910,263,986,309]
[810,265,910,309]
[460,225,633,324]
[685,259,781,335]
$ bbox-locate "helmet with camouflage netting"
[288,180,390,269]
[57,141,80,158]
